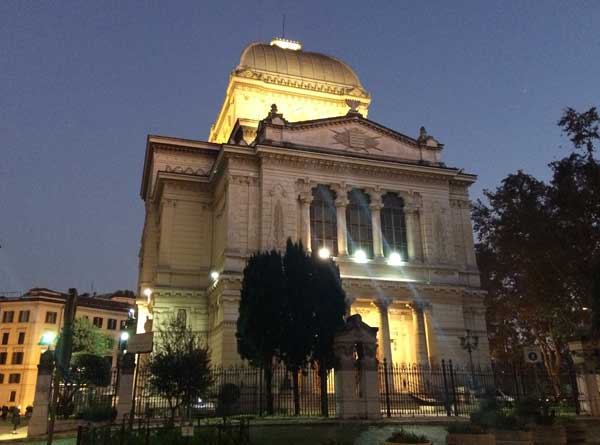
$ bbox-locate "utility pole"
[47,288,78,445]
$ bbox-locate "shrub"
[387,428,429,443]
[470,394,526,431]
[514,398,556,425]
[446,423,487,434]
[77,405,117,422]
[217,383,241,418]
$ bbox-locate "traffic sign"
[524,347,542,363]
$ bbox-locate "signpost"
[126,332,154,354]
[47,288,78,445]
[127,332,154,428]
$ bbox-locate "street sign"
[524,347,542,364]
[181,425,194,437]
[126,332,154,354]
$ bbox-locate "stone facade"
[137,40,489,368]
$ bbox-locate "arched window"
[310,185,338,256]
[381,193,408,260]
[346,189,373,257]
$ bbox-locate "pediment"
[256,114,443,164]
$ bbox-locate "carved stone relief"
[331,128,381,153]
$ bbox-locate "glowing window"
[346,189,373,257]
[310,186,338,256]
[381,193,408,260]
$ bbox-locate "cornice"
[232,69,370,99]
[255,146,464,185]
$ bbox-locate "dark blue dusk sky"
[1,1,598,294]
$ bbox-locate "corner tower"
[208,38,371,144]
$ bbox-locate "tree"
[280,240,315,416]
[236,249,285,415]
[236,241,347,417]
[72,353,112,386]
[309,252,346,416]
[71,317,114,356]
[473,106,600,396]
[148,316,213,422]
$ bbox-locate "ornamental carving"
[165,165,207,176]
[233,69,369,98]
[331,128,381,153]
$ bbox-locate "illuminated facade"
[137,39,489,367]
[0,288,133,409]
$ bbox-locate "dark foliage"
[148,316,213,421]
[473,106,600,395]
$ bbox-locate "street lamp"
[460,329,479,378]
[39,332,57,352]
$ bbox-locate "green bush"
[387,428,429,443]
[470,395,526,431]
[446,422,487,434]
[514,398,556,425]
[77,405,117,421]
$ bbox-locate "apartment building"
[0,288,134,409]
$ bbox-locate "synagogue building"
[137,38,489,367]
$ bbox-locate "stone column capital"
[374,297,393,311]
[369,202,383,212]
[405,205,420,214]
[408,300,431,312]
[335,197,349,207]
[299,192,313,204]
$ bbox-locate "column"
[27,351,53,437]
[405,206,423,263]
[370,198,384,258]
[375,298,393,365]
[115,353,136,421]
[299,193,313,251]
[335,193,349,256]
[411,301,430,366]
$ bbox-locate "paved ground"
[0,420,28,441]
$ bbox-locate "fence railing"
[133,364,336,419]
[378,359,580,418]
[55,368,119,419]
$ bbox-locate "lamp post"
[460,329,479,381]
[39,332,57,352]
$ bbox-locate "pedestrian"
[11,408,20,434]
[1,406,7,421]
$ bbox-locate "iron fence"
[378,359,580,418]
[132,364,336,419]
[55,368,119,419]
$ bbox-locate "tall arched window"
[346,189,373,257]
[381,193,408,260]
[310,185,338,256]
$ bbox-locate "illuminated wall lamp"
[353,249,368,264]
[318,247,331,259]
[387,252,402,266]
